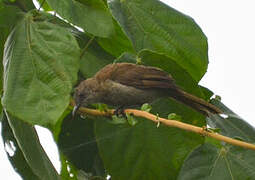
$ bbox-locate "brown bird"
[73,63,222,117]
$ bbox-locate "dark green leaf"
[109,0,208,82]
[95,116,203,180]
[46,0,114,37]
[208,99,255,143]
[114,52,137,63]
[19,0,35,11]
[1,0,35,12]
[6,112,60,180]
[1,114,39,180]
[178,143,255,180]
[57,114,105,177]
[96,18,135,57]
[77,33,114,78]
[0,2,24,29]
[199,86,214,101]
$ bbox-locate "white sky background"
[1,0,255,179]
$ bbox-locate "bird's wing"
[96,63,177,89]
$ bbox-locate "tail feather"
[171,89,222,116]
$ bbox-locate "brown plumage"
[73,63,222,117]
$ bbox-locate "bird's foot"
[114,107,126,118]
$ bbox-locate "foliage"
[1,0,255,179]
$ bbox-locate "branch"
[70,101,255,151]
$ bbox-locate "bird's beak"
[72,103,81,119]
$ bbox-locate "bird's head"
[72,78,100,118]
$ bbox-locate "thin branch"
[70,100,255,151]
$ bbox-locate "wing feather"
[95,63,177,89]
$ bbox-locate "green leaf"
[168,113,182,121]
[114,52,137,63]
[95,116,203,179]
[76,32,114,78]
[208,99,255,142]
[0,2,24,29]
[199,85,214,101]
[5,112,60,180]
[2,10,80,127]
[140,103,152,112]
[46,0,114,37]
[57,113,105,177]
[108,0,208,82]
[1,114,40,180]
[1,0,35,12]
[36,0,53,11]
[178,143,255,180]
[59,154,78,180]
[20,0,36,11]
[96,18,135,57]
[0,2,25,101]
[126,113,138,126]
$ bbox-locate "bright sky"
[1,0,255,179]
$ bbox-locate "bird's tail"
[170,89,222,116]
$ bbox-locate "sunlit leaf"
[2,10,80,127]
[108,0,208,82]
[46,0,114,37]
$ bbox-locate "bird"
[72,63,222,117]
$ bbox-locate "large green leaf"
[74,32,115,78]
[178,101,255,179]
[2,10,80,127]
[95,116,203,180]
[1,114,39,180]
[0,2,25,98]
[178,143,255,180]
[108,0,208,82]
[96,18,135,57]
[58,114,105,178]
[46,0,114,37]
[5,112,60,180]
[208,99,255,142]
